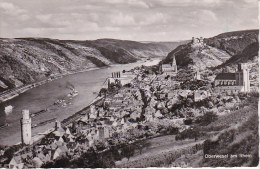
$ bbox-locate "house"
[51,145,68,160]
[167,90,176,99]
[109,101,124,111]
[194,90,210,102]
[155,110,163,118]
[145,114,154,122]
[37,152,50,164]
[32,157,43,168]
[76,135,89,146]
[214,63,250,94]
[21,152,33,161]
[67,141,78,151]
[9,156,24,169]
[156,102,165,110]
[130,111,141,121]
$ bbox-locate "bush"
[195,112,218,126]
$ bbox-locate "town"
[0,42,255,168]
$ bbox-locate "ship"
[31,109,48,117]
[0,123,9,129]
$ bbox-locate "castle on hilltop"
[191,37,206,48]
[214,63,250,94]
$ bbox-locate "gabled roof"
[9,156,22,165]
[37,153,47,163]
[215,73,236,80]
[32,157,43,168]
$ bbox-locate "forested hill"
[204,29,258,56]
[0,38,187,92]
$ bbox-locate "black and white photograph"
[0,0,259,168]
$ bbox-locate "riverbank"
[0,67,100,103]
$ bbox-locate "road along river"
[0,59,160,146]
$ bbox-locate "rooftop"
[215,73,236,80]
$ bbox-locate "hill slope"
[163,29,258,71]
[163,42,232,71]
[205,29,258,56]
[0,38,187,92]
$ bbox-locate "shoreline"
[0,67,101,103]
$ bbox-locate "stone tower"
[194,71,201,80]
[235,63,250,92]
[55,119,61,130]
[241,63,250,92]
[21,109,32,145]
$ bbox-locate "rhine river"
[0,59,160,146]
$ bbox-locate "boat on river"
[31,109,48,117]
[0,123,9,129]
[67,89,79,97]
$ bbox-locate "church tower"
[172,55,177,73]
[172,55,176,67]
[21,109,32,145]
[241,63,250,92]
[235,63,250,92]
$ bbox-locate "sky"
[0,0,258,41]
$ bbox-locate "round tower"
[21,109,32,145]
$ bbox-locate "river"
[0,59,160,146]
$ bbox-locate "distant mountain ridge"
[0,38,187,92]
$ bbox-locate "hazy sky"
[0,0,258,41]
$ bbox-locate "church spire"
[172,55,176,67]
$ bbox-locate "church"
[160,55,178,76]
[214,63,250,94]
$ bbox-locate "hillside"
[163,29,258,72]
[163,42,232,71]
[204,29,258,56]
[0,38,187,92]
[215,42,259,69]
[170,92,259,167]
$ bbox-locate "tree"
[4,148,15,161]
[53,155,70,167]
[195,111,218,126]
[121,145,135,161]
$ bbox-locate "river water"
[0,59,160,145]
